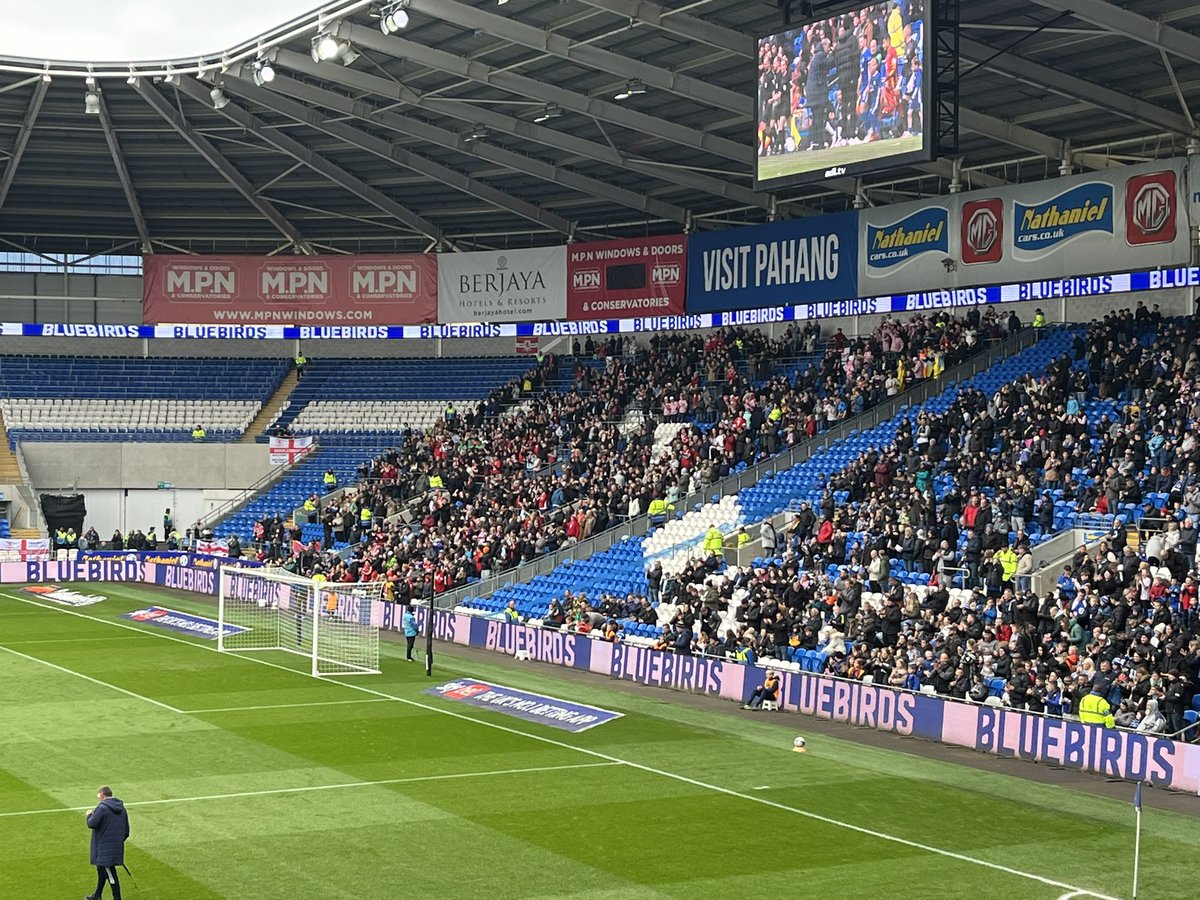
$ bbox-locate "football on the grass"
[793,736,806,749]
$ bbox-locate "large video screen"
[756,1,933,189]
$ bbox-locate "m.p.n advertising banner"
[143,254,438,325]
[437,246,567,323]
[685,212,859,314]
[567,235,687,320]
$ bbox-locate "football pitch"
[1,584,1194,899]
[758,135,924,182]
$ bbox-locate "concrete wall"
[78,487,246,537]
[22,442,277,491]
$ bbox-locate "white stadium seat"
[0,398,260,433]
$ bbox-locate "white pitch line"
[184,698,393,714]
[0,762,619,819]
[0,593,1121,900]
[0,641,184,715]
[1,635,145,646]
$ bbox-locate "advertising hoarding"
[567,235,687,320]
[437,246,567,323]
[143,254,438,325]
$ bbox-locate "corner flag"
[1132,782,1144,899]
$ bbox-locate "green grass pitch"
[757,134,924,182]
[1,582,1193,899]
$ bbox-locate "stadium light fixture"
[251,58,276,86]
[533,103,561,123]
[379,1,410,33]
[312,31,341,62]
[210,86,230,110]
[312,27,358,66]
[463,124,490,143]
[614,79,646,101]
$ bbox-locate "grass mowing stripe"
[1,635,146,645]
[0,762,621,819]
[183,698,395,713]
[0,641,185,714]
[0,591,1119,899]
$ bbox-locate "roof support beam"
[95,92,152,250]
[240,71,686,227]
[133,79,313,253]
[918,157,1006,189]
[1029,0,1200,67]
[273,48,774,213]
[959,36,1194,136]
[335,21,750,165]
[171,76,446,247]
[573,0,755,57]
[403,0,751,118]
[959,107,1118,170]
[222,74,583,235]
[0,79,47,212]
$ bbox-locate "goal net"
[217,567,382,677]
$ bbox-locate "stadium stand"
[462,320,1069,626]
[211,355,562,544]
[0,356,287,443]
[290,313,999,582]
[267,356,552,436]
[212,445,394,550]
[447,307,1200,738]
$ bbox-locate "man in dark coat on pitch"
[85,785,129,900]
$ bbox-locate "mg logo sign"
[967,209,998,254]
[1126,171,1176,245]
[573,269,601,290]
[1132,183,1170,233]
[960,199,1003,265]
[651,263,681,285]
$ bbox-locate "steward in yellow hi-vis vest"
[1078,687,1115,728]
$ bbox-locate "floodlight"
[614,78,646,101]
[252,60,276,86]
[312,32,340,62]
[380,2,410,33]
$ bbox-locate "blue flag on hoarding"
[1133,782,1142,811]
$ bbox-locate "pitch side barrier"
[8,555,1198,793]
[0,552,262,596]
[377,607,1200,795]
[2,265,1196,341]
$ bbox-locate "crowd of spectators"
[597,304,1200,735]
[246,309,1004,601]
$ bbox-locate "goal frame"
[217,566,381,678]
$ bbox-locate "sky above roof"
[0,0,323,62]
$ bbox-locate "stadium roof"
[0,0,1195,257]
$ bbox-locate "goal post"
[217,567,382,677]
